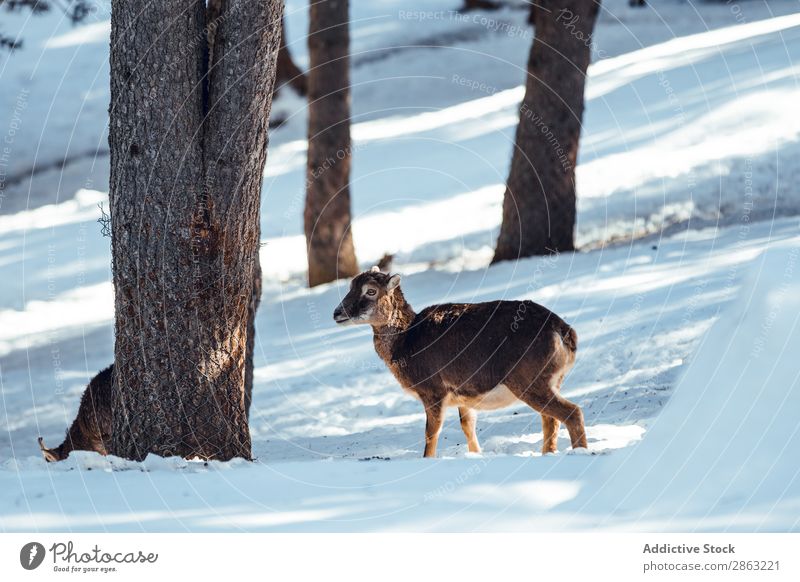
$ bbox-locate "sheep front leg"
[423,403,445,458]
[459,407,481,453]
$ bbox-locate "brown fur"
[334,269,587,457]
[39,366,113,462]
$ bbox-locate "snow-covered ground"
[1,0,799,531]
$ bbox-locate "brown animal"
[38,365,113,462]
[333,267,587,457]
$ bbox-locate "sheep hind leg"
[512,380,587,451]
[541,414,560,454]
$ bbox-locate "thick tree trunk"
[275,17,307,96]
[206,0,262,421]
[304,0,358,287]
[109,0,281,461]
[493,0,600,263]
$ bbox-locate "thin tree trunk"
[304,0,358,288]
[460,0,502,11]
[109,0,282,461]
[493,0,600,263]
[275,17,307,96]
[528,2,538,26]
[244,257,261,419]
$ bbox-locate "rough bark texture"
[109,0,281,461]
[493,0,600,263]
[304,0,358,287]
[207,0,262,422]
[275,16,307,96]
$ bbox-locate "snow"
[1,0,800,531]
[594,239,800,529]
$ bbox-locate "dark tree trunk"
[528,2,538,26]
[460,0,502,11]
[109,0,282,461]
[244,258,261,419]
[275,17,307,96]
[304,0,358,288]
[493,0,600,263]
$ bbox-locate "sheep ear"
[370,265,380,273]
[387,274,401,290]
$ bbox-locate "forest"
[0,0,798,535]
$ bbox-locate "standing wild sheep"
[333,267,588,457]
[38,365,113,462]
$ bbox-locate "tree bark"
[493,0,600,263]
[109,0,281,461]
[206,0,263,422]
[304,0,358,287]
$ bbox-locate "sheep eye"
[366,288,377,297]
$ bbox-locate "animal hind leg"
[458,407,481,453]
[541,372,565,454]
[511,379,587,450]
[541,414,560,454]
[537,392,586,450]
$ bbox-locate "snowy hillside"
[3,225,798,532]
[1,0,799,532]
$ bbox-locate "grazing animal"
[38,365,113,462]
[333,267,587,457]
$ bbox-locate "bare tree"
[275,16,307,96]
[493,1,600,263]
[304,0,358,287]
[459,0,502,11]
[109,0,282,461]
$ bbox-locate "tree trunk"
[492,0,599,263]
[460,0,502,12]
[244,257,261,419]
[206,0,263,422]
[109,0,281,461]
[304,0,358,287]
[528,2,538,26]
[275,17,307,96]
